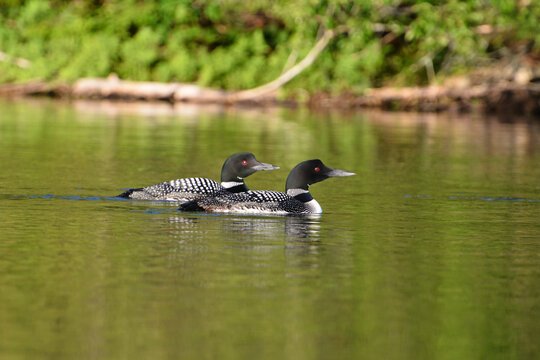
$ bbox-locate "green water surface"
[0,99,539,360]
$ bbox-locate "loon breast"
[303,199,322,214]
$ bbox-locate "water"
[0,98,539,360]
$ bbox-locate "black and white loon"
[117,152,279,201]
[179,159,355,215]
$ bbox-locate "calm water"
[0,98,539,360]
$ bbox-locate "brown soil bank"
[1,63,539,117]
[313,62,540,116]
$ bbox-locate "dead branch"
[226,29,335,102]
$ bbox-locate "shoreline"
[1,74,539,117]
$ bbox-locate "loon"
[117,152,279,201]
[179,159,355,215]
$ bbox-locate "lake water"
[0,98,539,360]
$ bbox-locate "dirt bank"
[1,63,539,116]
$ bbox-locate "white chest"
[304,199,323,214]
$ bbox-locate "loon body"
[180,159,355,215]
[118,152,279,201]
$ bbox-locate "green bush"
[0,0,539,94]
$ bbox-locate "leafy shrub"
[0,0,539,94]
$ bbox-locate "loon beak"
[251,162,280,171]
[326,168,356,177]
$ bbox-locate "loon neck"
[222,181,249,193]
[287,188,313,202]
[293,192,314,203]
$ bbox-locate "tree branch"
[226,29,335,102]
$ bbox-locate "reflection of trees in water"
[370,112,540,159]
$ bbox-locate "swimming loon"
[179,159,355,215]
[117,152,279,201]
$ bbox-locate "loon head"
[220,152,279,183]
[285,159,355,192]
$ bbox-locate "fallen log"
[1,78,539,114]
[72,75,234,103]
[0,81,51,96]
[352,83,540,113]
[73,75,179,100]
[1,68,539,115]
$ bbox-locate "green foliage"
[0,0,539,94]
[118,27,161,80]
[60,34,119,80]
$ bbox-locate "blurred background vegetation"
[1,0,539,96]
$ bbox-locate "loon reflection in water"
[158,214,321,240]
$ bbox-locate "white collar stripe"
[221,181,244,189]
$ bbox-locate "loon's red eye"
[242,160,248,165]
[314,167,320,172]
